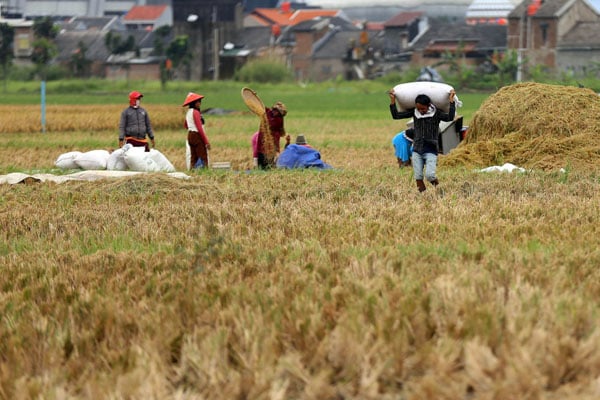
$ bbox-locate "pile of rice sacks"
[441,82,600,171]
[55,145,175,172]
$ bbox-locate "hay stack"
[442,82,600,170]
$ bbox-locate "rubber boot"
[430,178,439,186]
[416,179,426,192]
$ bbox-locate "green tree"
[105,31,136,81]
[105,31,136,55]
[492,49,519,87]
[153,25,172,89]
[69,41,92,78]
[33,16,58,39]
[32,17,58,80]
[166,35,192,80]
[0,23,15,91]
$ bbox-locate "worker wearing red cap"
[183,92,211,169]
[119,91,155,151]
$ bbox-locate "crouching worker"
[119,91,155,151]
[276,135,331,169]
[392,119,414,168]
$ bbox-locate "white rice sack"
[148,149,176,172]
[106,148,128,171]
[124,147,161,172]
[185,140,191,170]
[74,150,110,170]
[393,82,462,113]
[55,151,83,169]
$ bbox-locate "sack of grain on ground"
[74,150,110,170]
[123,145,175,172]
[55,151,83,169]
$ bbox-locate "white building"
[300,0,472,18]
[0,0,170,18]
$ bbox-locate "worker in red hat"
[118,90,155,151]
[183,92,211,169]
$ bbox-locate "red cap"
[129,91,143,106]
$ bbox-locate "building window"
[540,22,548,46]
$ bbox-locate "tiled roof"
[124,5,168,21]
[411,21,506,50]
[252,7,295,26]
[55,31,110,62]
[289,9,340,24]
[365,21,385,30]
[383,12,423,27]
[251,7,343,26]
[507,0,595,19]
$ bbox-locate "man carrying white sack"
[389,88,455,193]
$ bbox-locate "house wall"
[105,63,160,80]
[556,49,600,75]
[384,27,409,55]
[311,58,346,81]
[384,21,419,55]
[13,24,33,58]
[172,2,243,80]
[556,0,599,38]
[18,0,138,18]
[507,0,600,72]
[292,28,328,80]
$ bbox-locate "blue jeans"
[411,152,437,181]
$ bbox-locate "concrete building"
[0,0,170,18]
[507,0,600,76]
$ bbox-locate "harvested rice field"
[1,82,600,399]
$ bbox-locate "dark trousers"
[188,131,208,169]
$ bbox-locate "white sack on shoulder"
[393,81,462,113]
[107,148,128,171]
[74,150,110,170]
[55,151,83,169]
[148,149,176,172]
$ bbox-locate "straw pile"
[442,82,600,170]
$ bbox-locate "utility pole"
[517,12,524,82]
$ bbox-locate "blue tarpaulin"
[276,144,332,169]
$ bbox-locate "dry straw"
[442,82,600,171]
[241,87,276,159]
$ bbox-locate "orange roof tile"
[289,9,339,25]
[252,8,295,26]
[384,11,423,27]
[124,5,168,21]
[251,7,341,27]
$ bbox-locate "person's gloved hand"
[151,138,156,148]
[119,139,124,148]
[253,157,258,168]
